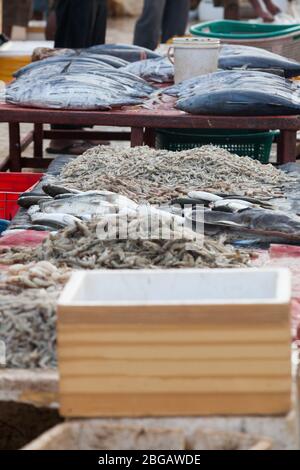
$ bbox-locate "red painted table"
[0,102,299,171]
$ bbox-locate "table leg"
[34,123,44,159]
[131,127,144,147]
[144,128,156,148]
[9,122,22,172]
[277,130,297,165]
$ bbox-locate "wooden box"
[57,268,292,417]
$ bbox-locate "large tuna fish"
[219,44,300,78]
[175,70,300,115]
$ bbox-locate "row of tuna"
[4,42,300,114]
[167,70,300,115]
[5,44,157,110]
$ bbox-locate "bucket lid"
[173,37,220,48]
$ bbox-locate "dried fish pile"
[0,262,70,368]
[2,261,70,289]
[0,218,250,368]
[59,145,292,202]
[0,216,250,270]
[0,288,57,368]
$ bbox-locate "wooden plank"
[59,392,291,417]
[60,376,291,394]
[59,359,290,377]
[9,122,21,171]
[58,303,290,325]
[131,127,144,147]
[58,324,291,344]
[61,378,290,395]
[58,343,290,360]
[34,124,43,158]
[144,128,156,148]
[0,369,59,407]
[1,103,300,132]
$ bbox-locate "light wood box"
[57,268,292,417]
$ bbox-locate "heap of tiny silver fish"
[0,262,70,368]
[59,145,292,201]
[2,260,70,289]
[0,216,250,369]
[0,215,250,270]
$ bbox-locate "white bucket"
[171,37,220,84]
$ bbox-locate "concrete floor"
[0,17,135,167]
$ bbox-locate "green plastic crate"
[155,129,277,163]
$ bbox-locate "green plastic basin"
[190,20,300,40]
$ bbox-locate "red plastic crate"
[0,173,43,220]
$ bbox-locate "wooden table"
[0,103,299,171]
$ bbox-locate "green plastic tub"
[190,20,300,40]
[155,129,277,164]
[190,20,300,61]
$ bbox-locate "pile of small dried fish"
[0,216,250,270]
[59,145,292,201]
[0,216,249,369]
[2,261,70,289]
[0,287,57,368]
[0,262,70,368]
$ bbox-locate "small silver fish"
[188,191,223,203]
[31,212,82,229]
[39,191,137,217]
[42,183,82,197]
[18,195,52,209]
[212,199,254,213]
[28,204,42,216]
